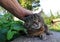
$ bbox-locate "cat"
[23,11,52,40]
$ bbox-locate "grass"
[49,22,60,32]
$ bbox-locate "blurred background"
[0,0,60,42]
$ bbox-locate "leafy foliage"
[7,30,17,40]
[0,13,26,42]
[18,0,32,10]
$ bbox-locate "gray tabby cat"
[23,11,52,40]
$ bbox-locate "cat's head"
[23,14,43,29]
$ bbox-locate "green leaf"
[0,28,8,34]
[7,30,17,40]
[11,22,25,31]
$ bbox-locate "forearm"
[0,0,33,19]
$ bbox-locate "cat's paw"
[39,34,47,40]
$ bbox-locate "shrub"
[0,13,26,42]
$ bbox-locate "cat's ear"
[22,15,29,22]
[38,9,43,14]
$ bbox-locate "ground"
[11,31,60,42]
